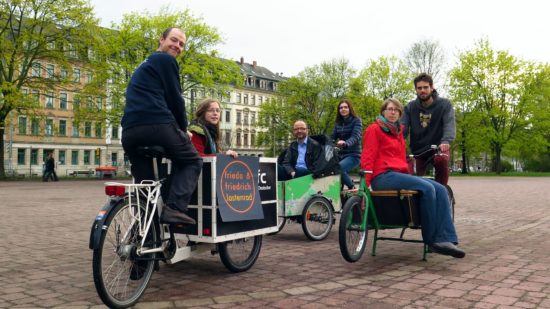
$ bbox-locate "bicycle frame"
[344,174,428,260]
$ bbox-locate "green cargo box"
[277,174,341,217]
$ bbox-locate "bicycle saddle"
[136,146,166,158]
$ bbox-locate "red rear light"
[105,185,125,196]
[203,228,211,236]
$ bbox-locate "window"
[236,132,242,146]
[244,94,248,104]
[31,119,39,135]
[86,71,93,83]
[112,126,119,139]
[251,95,255,105]
[225,131,231,146]
[251,112,256,125]
[86,96,93,109]
[67,43,77,58]
[60,93,67,109]
[32,90,40,105]
[84,122,92,137]
[236,111,242,124]
[244,113,249,125]
[251,133,256,146]
[111,152,118,166]
[45,92,53,108]
[96,97,102,110]
[225,111,231,123]
[18,117,27,135]
[58,150,66,165]
[73,95,80,109]
[59,120,66,136]
[45,119,53,136]
[83,150,91,164]
[60,68,68,80]
[31,62,41,77]
[244,133,249,146]
[73,67,80,83]
[71,150,79,165]
[236,93,241,103]
[18,149,26,165]
[258,96,263,104]
[95,122,102,138]
[46,64,54,78]
[72,121,80,137]
[31,149,38,165]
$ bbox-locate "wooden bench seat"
[370,190,418,197]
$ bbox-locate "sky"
[90,0,550,78]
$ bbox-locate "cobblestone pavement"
[1,177,550,309]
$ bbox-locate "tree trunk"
[495,145,502,174]
[460,130,468,174]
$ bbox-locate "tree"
[0,0,102,178]
[449,39,545,173]
[350,56,413,125]
[268,58,355,136]
[405,39,447,85]
[101,7,242,126]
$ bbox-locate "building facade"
[3,57,284,177]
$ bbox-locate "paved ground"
[1,177,550,309]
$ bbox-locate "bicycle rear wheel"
[219,235,262,272]
[301,197,334,241]
[92,198,157,308]
[338,196,368,263]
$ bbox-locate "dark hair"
[335,99,357,124]
[161,27,176,39]
[195,98,221,151]
[413,73,433,88]
[380,98,403,117]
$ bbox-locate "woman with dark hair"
[361,98,465,258]
[189,98,238,157]
[331,99,362,190]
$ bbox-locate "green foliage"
[0,0,102,178]
[350,56,413,125]
[101,6,242,124]
[449,39,546,174]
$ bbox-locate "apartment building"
[3,56,284,177]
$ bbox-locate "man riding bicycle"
[401,73,455,185]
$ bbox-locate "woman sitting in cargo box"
[360,98,465,258]
[189,98,238,158]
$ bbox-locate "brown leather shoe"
[160,206,196,225]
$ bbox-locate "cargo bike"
[338,169,455,263]
[89,148,278,308]
[274,173,342,240]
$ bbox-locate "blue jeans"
[340,156,360,189]
[371,171,457,244]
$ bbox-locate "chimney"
[253,60,257,68]
[240,57,244,64]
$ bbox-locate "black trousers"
[122,123,203,212]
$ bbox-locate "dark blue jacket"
[121,52,188,131]
[331,116,362,159]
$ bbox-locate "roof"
[237,61,286,82]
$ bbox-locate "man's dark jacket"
[280,137,324,177]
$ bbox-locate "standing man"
[402,73,455,185]
[121,27,202,225]
[278,120,324,181]
[42,152,58,182]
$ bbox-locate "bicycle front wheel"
[338,196,368,263]
[92,198,157,308]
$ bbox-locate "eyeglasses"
[385,108,400,113]
[206,108,221,114]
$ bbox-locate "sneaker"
[428,242,465,258]
[160,206,196,225]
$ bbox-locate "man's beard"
[418,92,432,102]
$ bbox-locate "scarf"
[376,115,401,137]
